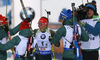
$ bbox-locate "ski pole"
[20,0,28,18]
[51,45,56,60]
[45,9,51,20]
[5,0,15,59]
[6,24,15,60]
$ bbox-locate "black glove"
[49,36,53,44]
[79,21,86,27]
[25,18,31,22]
[70,42,74,49]
[3,24,9,32]
[49,36,52,41]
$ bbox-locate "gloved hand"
[79,21,86,27]
[49,36,52,44]
[49,36,52,41]
[3,24,9,32]
[20,20,30,30]
[25,18,31,22]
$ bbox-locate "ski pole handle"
[71,3,75,7]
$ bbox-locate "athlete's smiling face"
[38,22,47,31]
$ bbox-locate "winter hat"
[38,17,48,25]
[86,4,96,10]
[85,1,98,15]
[86,2,97,11]
[0,15,8,25]
[59,9,72,20]
[20,20,30,30]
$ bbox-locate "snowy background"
[42,0,100,23]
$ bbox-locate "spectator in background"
[79,2,100,60]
